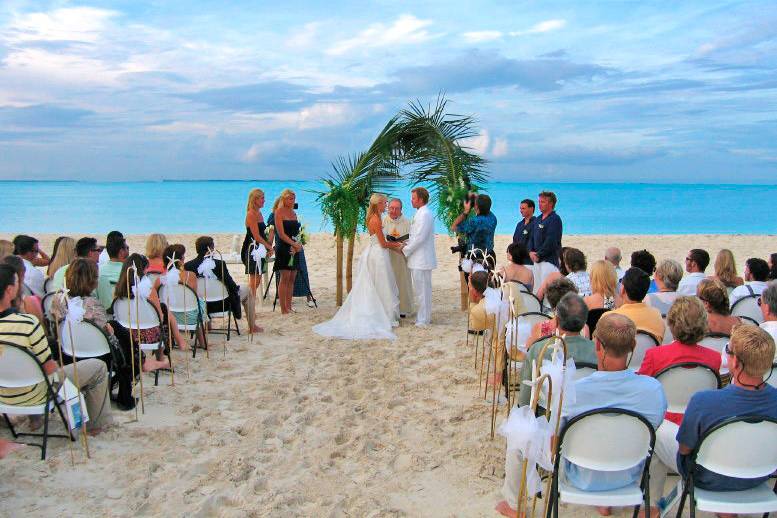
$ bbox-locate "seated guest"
[516,292,595,406]
[451,193,498,269]
[46,236,75,280]
[584,260,618,310]
[497,313,666,517]
[729,257,770,306]
[646,325,777,516]
[631,249,658,293]
[645,259,682,316]
[1,255,45,324]
[500,242,534,291]
[98,230,123,266]
[637,296,721,426]
[564,248,591,296]
[184,235,251,330]
[468,271,506,387]
[97,234,128,310]
[611,267,665,343]
[535,246,570,302]
[769,253,777,281]
[51,237,101,291]
[162,244,208,347]
[526,277,578,347]
[13,234,50,268]
[13,235,46,297]
[697,278,741,335]
[709,249,744,289]
[677,248,710,296]
[0,264,112,431]
[759,282,777,356]
[144,233,168,275]
[605,246,625,281]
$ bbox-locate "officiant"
[383,198,414,317]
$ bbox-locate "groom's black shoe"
[400,314,406,318]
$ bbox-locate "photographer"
[451,193,498,272]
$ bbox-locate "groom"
[402,187,437,326]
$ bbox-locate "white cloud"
[4,7,118,44]
[459,129,490,155]
[510,19,566,37]
[285,22,321,50]
[492,137,509,157]
[326,14,434,56]
[242,143,262,162]
[462,30,502,43]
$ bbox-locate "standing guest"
[267,198,314,309]
[630,249,658,293]
[383,198,414,317]
[97,234,128,310]
[564,248,591,296]
[451,193,497,269]
[759,283,777,354]
[2,256,45,324]
[529,191,563,268]
[511,198,536,264]
[241,188,274,329]
[13,234,50,268]
[611,267,665,343]
[497,312,666,518]
[768,253,777,281]
[697,278,741,335]
[98,231,123,266]
[500,242,534,291]
[0,264,112,431]
[729,257,770,306]
[709,249,743,289]
[646,325,777,516]
[645,259,683,316]
[51,237,101,292]
[525,277,579,347]
[144,234,168,275]
[677,248,710,296]
[13,235,46,297]
[46,236,75,280]
[273,189,302,315]
[0,240,13,258]
[605,247,625,281]
[402,187,437,327]
[585,260,618,310]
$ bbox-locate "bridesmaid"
[241,188,273,332]
[274,189,302,314]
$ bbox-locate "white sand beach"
[0,232,774,517]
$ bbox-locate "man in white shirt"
[730,258,770,306]
[402,187,437,327]
[759,283,777,360]
[13,235,46,297]
[605,247,625,281]
[676,248,709,296]
[98,230,123,267]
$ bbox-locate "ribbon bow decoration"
[497,405,554,496]
[132,275,153,300]
[65,295,85,325]
[251,242,267,262]
[162,253,180,306]
[484,287,511,329]
[198,255,217,280]
[538,343,578,412]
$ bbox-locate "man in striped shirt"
[0,264,112,430]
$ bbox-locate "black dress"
[241,221,267,275]
[275,219,301,271]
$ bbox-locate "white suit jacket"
[404,204,437,270]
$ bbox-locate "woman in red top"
[637,296,721,425]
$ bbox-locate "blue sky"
[0,1,775,183]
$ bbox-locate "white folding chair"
[196,277,240,341]
[517,311,552,332]
[547,408,656,516]
[768,363,777,389]
[574,361,598,381]
[43,278,54,294]
[661,318,674,345]
[731,295,764,325]
[699,333,729,354]
[513,288,542,314]
[60,319,114,391]
[654,362,721,414]
[677,416,777,516]
[21,283,33,297]
[0,340,74,459]
[113,297,165,386]
[501,282,529,315]
[627,331,659,371]
[158,283,207,356]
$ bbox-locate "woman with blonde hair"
[240,188,273,332]
[584,260,618,310]
[314,193,403,339]
[145,233,168,274]
[274,189,303,314]
[710,249,744,288]
[46,236,76,278]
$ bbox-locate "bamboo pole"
[163,254,175,387]
[51,299,76,466]
[134,272,146,415]
[126,265,139,422]
[60,278,90,457]
[460,270,468,311]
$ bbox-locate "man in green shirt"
[517,292,597,406]
[97,234,128,310]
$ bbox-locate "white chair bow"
[132,275,152,300]
[197,257,217,279]
[65,296,85,325]
[498,405,554,495]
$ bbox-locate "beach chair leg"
[41,404,51,460]
[3,413,17,438]
[233,312,240,336]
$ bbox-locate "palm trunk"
[346,231,355,293]
[336,233,344,306]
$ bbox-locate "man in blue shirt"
[512,199,536,265]
[451,193,497,265]
[645,324,777,516]
[497,313,667,517]
[529,191,562,268]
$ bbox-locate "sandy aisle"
[0,232,773,517]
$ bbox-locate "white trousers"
[648,419,680,506]
[411,269,432,325]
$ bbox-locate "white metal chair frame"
[196,277,240,341]
[112,297,167,386]
[546,407,657,518]
[627,331,660,371]
[654,362,721,415]
[0,340,75,459]
[730,294,764,325]
[43,277,54,294]
[676,415,777,518]
[158,282,208,357]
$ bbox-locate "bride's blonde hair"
[365,193,386,227]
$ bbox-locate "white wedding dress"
[313,233,400,340]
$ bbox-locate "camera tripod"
[262,261,318,312]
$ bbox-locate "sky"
[0,1,775,183]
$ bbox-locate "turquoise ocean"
[1,181,775,235]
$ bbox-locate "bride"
[313,193,404,340]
